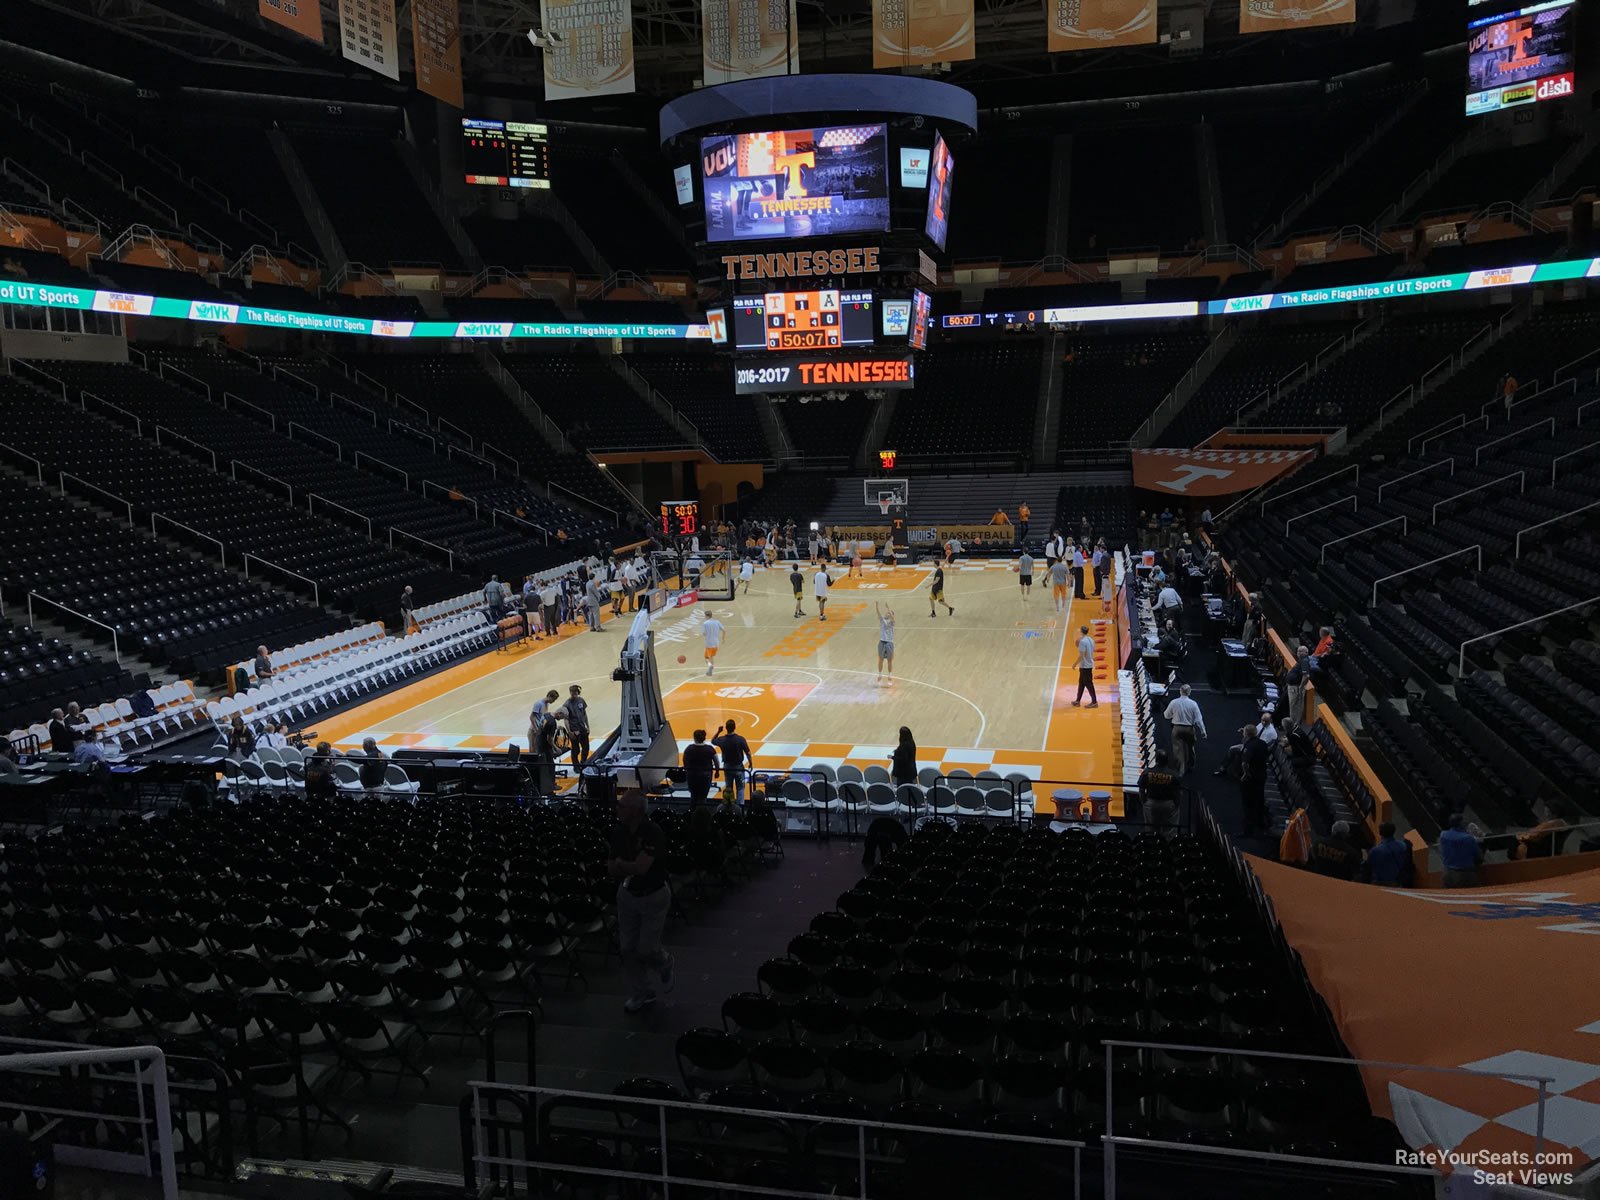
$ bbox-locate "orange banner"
[411,0,464,108]
[1132,448,1311,496]
[1240,0,1354,34]
[1048,0,1156,52]
[1249,855,1600,1169]
[259,0,324,42]
[872,0,975,68]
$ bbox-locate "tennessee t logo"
[1159,464,1233,492]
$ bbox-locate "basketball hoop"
[877,498,893,517]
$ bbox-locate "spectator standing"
[1310,820,1362,879]
[1137,748,1182,836]
[1017,502,1031,544]
[682,729,718,807]
[48,708,80,754]
[890,726,918,786]
[1162,684,1206,775]
[1091,540,1109,598]
[1439,815,1485,887]
[1286,646,1312,725]
[585,576,604,632]
[400,585,416,635]
[608,790,675,1014]
[714,719,752,804]
[1158,506,1175,548]
[483,575,509,621]
[540,580,560,636]
[1239,725,1269,837]
[561,685,591,769]
[1361,822,1414,887]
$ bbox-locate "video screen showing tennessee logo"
[701,125,891,242]
[1465,0,1576,115]
[924,132,955,252]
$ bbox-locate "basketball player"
[1049,555,1072,615]
[1017,548,1034,602]
[875,600,895,681]
[927,563,954,618]
[789,564,806,618]
[879,540,896,571]
[814,563,833,621]
[848,547,863,579]
[702,611,725,677]
[739,558,755,594]
[1045,530,1066,571]
[808,530,819,563]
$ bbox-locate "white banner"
[702,0,798,85]
[338,0,400,79]
[540,0,636,100]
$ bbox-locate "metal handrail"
[154,358,212,401]
[79,390,144,435]
[153,425,218,471]
[27,592,120,663]
[492,508,551,544]
[0,1044,178,1198]
[1581,395,1600,427]
[1407,413,1465,455]
[0,439,45,482]
[287,421,342,459]
[1376,456,1454,501]
[447,443,498,478]
[1551,440,1600,485]
[151,513,225,566]
[1377,383,1412,428]
[1284,494,1356,536]
[243,554,321,607]
[1371,545,1482,607]
[438,416,474,448]
[422,479,478,516]
[352,450,409,488]
[7,356,68,400]
[387,418,437,452]
[1418,413,1488,457]
[389,527,454,570]
[307,492,373,537]
[1259,462,1358,514]
[1515,499,1600,559]
[1319,516,1407,565]
[479,442,521,478]
[551,478,618,523]
[1457,594,1600,676]
[1475,418,1555,466]
[332,391,378,425]
[1433,471,1524,524]
[232,459,293,502]
[60,472,133,525]
[221,390,277,431]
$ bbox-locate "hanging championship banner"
[1048,0,1156,51]
[412,0,464,107]
[338,0,400,79]
[702,0,799,84]
[871,0,975,68]
[259,0,325,43]
[539,0,636,99]
[1239,0,1355,34]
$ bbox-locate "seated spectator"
[1361,821,1414,887]
[254,645,273,679]
[260,722,290,750]
[1312,626,1335,659]
[304,742,336,802]
[1309,820,1362,880]
[73,730,107,765]
[48,707,81,753]
[990,507,1010,527]
[226,714,256,757]
[358,736,387,790]
[1137,748,1182,836]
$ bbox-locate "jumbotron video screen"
[1465,0,1577,115]
[700,125,891,242]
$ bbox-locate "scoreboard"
[659,499,699,538]
[462,118,551,189]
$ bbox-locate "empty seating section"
[501,354,683,451]
[946,136,1049,263]
[1053,486,1136,549]
[548,145,691,271]
[702,823,1379,1158]
[1158,322,1353,447]
[462,212,588,273]
[0,375,460,616]
[1401,136,1578,221]
[882,345,1041,465]
[1222,376,1600,833]
[627,353,766,461]
[1252,312,1485,430]
[0,619,134,736]
[341,354,636,521]
[33,358,551,585]
[1292,88,1462,233]
[776,395,874,463]
[290,133,465,269]
[1057,330,1208,450]
[0,97,157,235]
[0,473,340,680]
[1070,127,1201,256]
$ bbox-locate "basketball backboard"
[862,477,909,516]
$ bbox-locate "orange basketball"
[677,655,687,664]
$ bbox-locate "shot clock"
[660,500,699,538]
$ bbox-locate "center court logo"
[714,686,765,699]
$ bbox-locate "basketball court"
[308,559,1126,803]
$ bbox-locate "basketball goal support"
[864,477,911,555]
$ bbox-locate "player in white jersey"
[874,600,896,681]
[813,566,833,621]
[701,612,725,676]
[738,558,755,594]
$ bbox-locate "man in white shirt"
[702,612,725,676]
[1162,683,1206,776]
[1072,625,1098,708]
[539,581,560,635]
[739,558,755,594]
[1045,531,1066,568]
[813,566,833,621]
[1155,582,1183,626]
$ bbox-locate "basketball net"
[877,498,893,517]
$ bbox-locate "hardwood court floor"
[312,559,1124,795]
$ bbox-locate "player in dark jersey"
[789,565,805,619]
[928,564,955,618]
